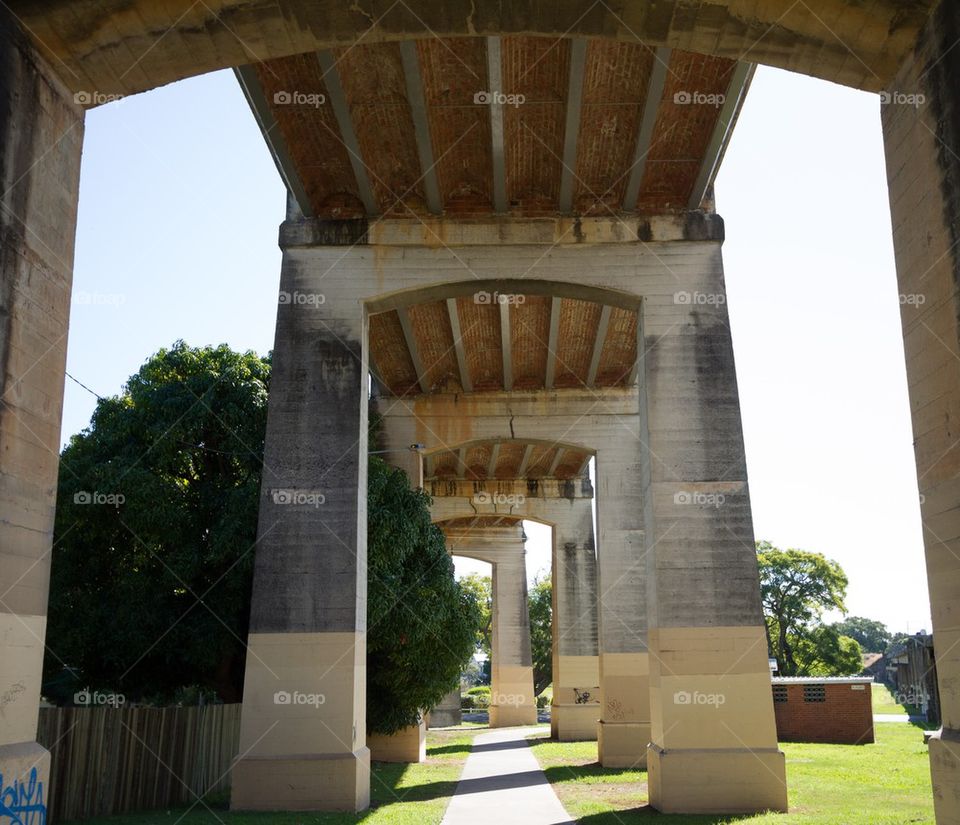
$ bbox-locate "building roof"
[771,676,874,685]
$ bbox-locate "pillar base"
[598,720,649,768]
[551,703,599,741]
[929,728,960,823]
[231,748,371,811]
[367,720,426,763]
[647,744,787,814]
[428,707,461,727]
[0,741,50,823]
[429,688,462,728]
[489,704,537,727]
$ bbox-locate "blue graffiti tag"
[0,767,46,825]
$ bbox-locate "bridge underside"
[2,0,960,821]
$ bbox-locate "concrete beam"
[397,307,431,394]
[487,443,501,478]
[399,40,443,215]
[486,36,507,214]
[446,298,473,392]
[235,65,315,218]
[428,478,593,500]
[573,453,591,478]
[547,447,566,477]
[518,444,535,477]
[622,47,671,211]
[545,296,562,389]
[586,304,612,388]
[284,212,726,248]
[687,61,754,210]
[500,299,513,391]
[558,38,588,215]
[317,50,379,216]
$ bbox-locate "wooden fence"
[36,704,241,822]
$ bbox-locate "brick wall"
[772,682,874,745]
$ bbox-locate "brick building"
[771,677,874,745]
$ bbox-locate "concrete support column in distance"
[232,246,370,811]
[642,246,787,814]
[489,537,537,727]
[881,3,960,820]
[0,11,83,817]
[595,446,650,767]
[550,498,600,741]
[429,687,462,728]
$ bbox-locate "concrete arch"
[5,0,960,819]
[365,279,643,313]
[433,512,553,529]
[17,1,931,98]
[422,437,594,458]
[366,279,643,397]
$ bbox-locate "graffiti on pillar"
[0,767,46,825]
[606,698,626,720]
[0,683,26,709]
[574,687,601,705]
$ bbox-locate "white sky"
[63,64,931,636]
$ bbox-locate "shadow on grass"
[368,763,461,809]
[576,808,761,824]
[426,742,473,756]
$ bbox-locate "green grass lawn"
[62,720,935,825]
[527,722,934,824]
[872,682,908,715]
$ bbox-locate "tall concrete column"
[550,498,600,741]
[642,252,787,813]
[0,10,83,817]
[232,247,370,811]
[595,446,651,767]
[881,3,960,820]
[489,545,537,727]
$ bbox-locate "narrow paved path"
[442,727,573,825]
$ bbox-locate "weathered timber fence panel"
[36,704,241,822]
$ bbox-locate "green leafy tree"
[46,342,270,702]
[458,573,493,657]
[794,626,864,675]
[831,616,891,653]
[366,457,480,734]
[46,342,481,724]
[756,540,851,676]
[528,574,552,696]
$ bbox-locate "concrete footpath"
[442,727,574,825]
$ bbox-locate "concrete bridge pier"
[551,500,600,741]
[0,12,83,819]
[641,248,787,813]
[595,446,651,768]
[488,534,538,727]
[231,250,370,811]
[881,4,960,821]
